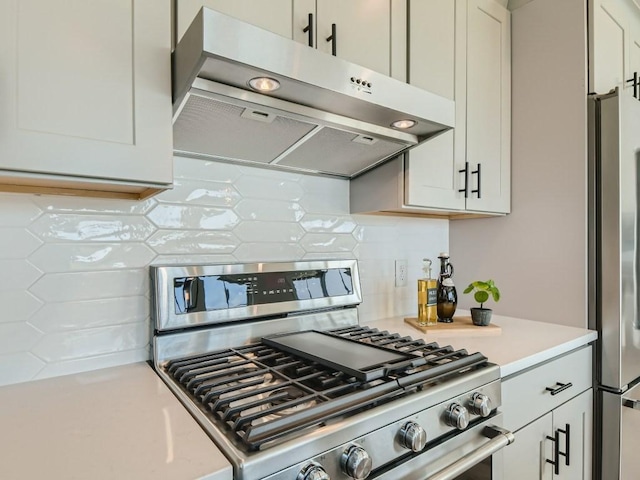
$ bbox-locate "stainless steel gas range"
[151,260,513,480]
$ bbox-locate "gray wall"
[450,0,588,327]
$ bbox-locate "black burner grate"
[163,325,488,450]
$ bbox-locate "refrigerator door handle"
[623,398,640,409]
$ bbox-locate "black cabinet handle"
[558,423,570,466]
[471,163,481,199]
[326,23,337,56]
[302,13,314,47]
[626,71,639,100]
[546,430,560,475]
[459,162,469,198]
[545,382,573,396]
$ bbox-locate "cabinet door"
[404,0,466,212]
[503,413,554,480]
[592,0,629,93]
[630,17,640,78]
[464,0,511,214]
[0,0,172,188]
[315,0,392,75]
[176,0,294,43]
[553,390,593,480]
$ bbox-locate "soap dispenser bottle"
[437,252,458,323]
[417,258,438,326]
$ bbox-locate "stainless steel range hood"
[172,8,455,178]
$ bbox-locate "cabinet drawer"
[501,346,592,431]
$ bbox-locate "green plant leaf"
[474,291,489,304]
[492,289,501,302]
[463,284,474,294]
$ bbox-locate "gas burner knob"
[341,445,372,479]
[297,463,331,480]
[400,422,427,452]
[444,402,470,430]
[470,392,492,417]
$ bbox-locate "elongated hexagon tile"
[235,199,305,222]
[29,269,148,303]
[33,347,150,381]
[29,244,156,273]
[146,204,240,230]
[299,191,349,214]
[238,165,301,182]
[0,323,44,354]
[234,175,303,201]
[174,157,242,183]
[0,194,42,226]
[32,322,149,362]
[0,352,45,386]
[29,297,148,333]
[302,252,356,260]
[0,291,43,324]
[147,230,238,255]
[299,233,357,253]
[298,174,348,194]
[155,178,241,207]
[0,229,42,259]
[152,254,237,265]
[0,260,42,291]
[233,243,304,262]
[33,195,156,215]
[300,214,357,233]
[234,221,304,243]
[28,214,156,242]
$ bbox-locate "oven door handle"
[424,425,515,480]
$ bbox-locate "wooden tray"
[404,316,501,336]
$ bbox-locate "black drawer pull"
[545,382,573,396]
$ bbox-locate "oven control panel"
[173,267,354,314]
[262,379,502,480]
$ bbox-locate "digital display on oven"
[173,268,353,314]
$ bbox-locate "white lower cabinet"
[501,347,593,480]
[503,390,592,480]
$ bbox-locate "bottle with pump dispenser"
[437,252,458,323]
[417,259,438,326]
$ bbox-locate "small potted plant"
[463,280,500,326]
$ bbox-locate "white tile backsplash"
[0,157,448,386]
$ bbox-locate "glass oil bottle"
[418,258,438,326]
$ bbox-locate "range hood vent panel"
[172,8,456,178]
[173,93,316,164]
[277,128,405,177]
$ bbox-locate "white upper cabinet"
[350,0,511,217]
[464,0,511,213]
[312,0,393,76]
[591,0,640,94]
[0,0,173,198]
[176,0,294,42]
[404,0,465,212]
[177,0,405,78]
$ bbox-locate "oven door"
[374,413,513,480]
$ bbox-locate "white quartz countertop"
[0,362,232,480]
[0,314,596,480]
[367,311,597,377]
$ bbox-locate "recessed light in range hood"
[172,8,455,178]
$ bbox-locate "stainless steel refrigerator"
[589,86,640,480]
